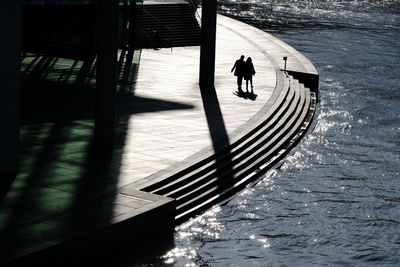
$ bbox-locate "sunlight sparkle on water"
[258,238,271,248]
[249,234,271,248]
[176,206,224,240]
[246,212,259,219]
[162,247,197,264]
[165,205,226,264]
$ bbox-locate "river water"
[161,0,400,266]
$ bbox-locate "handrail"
[143,8,173,32]
[185,0,201,25]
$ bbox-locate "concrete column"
[95,0,119,149]
[0,0,21,177]
[199,0,217,88]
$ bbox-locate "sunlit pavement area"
[0,15,281,263]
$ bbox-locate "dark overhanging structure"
[0,0,128,177]
[0,0,21,178]
[0,0,218,178]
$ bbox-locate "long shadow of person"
[233,90,248,99]
[247,91,258,101]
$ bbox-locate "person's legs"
[245,79,249,91]
[237,76,243,92]
[250,78,254,93]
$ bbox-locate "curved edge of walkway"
[218,15,319,94]
[121,14,319,223]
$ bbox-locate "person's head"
[246,57,252,63]
[240,55,245,60]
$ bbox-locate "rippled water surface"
[163,1,400,266]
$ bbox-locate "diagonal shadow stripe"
[200,85,234,187]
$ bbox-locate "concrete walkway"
[117,16,276,187]
[0,14,316,265]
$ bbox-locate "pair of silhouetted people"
[231,55,256,94]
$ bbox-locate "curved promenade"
[0,15,318,265]
[120,14,318,222]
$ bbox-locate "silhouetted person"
[231,55,246,93]
[244,57,256,94]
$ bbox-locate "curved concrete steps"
[142,75,316,223]
[151,78,297,198]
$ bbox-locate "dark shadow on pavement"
[247,92,258,101]
[0,49,193,265]
[20,76,193,124]
[0,175,16,204]
[233,90,258,101]
[200,85,234,190]
[233,90,248,99]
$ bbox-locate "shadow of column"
[199,85,234,188]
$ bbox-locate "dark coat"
[244,62,256,80]
[232,59,246,77]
